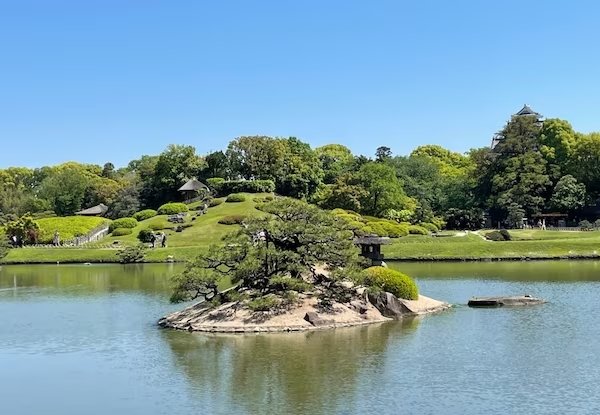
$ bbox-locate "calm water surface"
[1,261,600,414]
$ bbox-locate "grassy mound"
[35,216,110,243]
[96,192,271,248]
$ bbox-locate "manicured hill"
[97,193,272,248]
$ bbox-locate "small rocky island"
[467,295,546,307]
[159,198,450,333]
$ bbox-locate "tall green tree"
[38,166,90,215]
[550,175,586,213]
[357,162,410,216]
[151,144,206,206]
[490,116,551,216]
[170,198,359,303]
[315,144,353,184]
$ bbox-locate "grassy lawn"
[1,193,269,264]
[383,230,600,259]
[5,204,600,263]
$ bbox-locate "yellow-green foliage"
[157,203,188,215]
[408,225,429,235]
[111,227,133,236]
[35,216,109,243]
[109,217,137,232]
[133,209,157,221]
[420,222,439,232]
[363,266,419,300]
[331,209,407,238]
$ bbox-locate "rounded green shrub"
[137,228,154,243]
[226,194,246,203]
[331,208,347,215]
[362,266,419,300]
[420,222,439,232]
[133,209,157,221]
[209,198,224,207]
[499,229,512,240]
[218,215,247,225]
[381,222,409,238]
[149,222,170,231]
[109,217,138,232]
[369,222,388,237]
[111,227,133,236]
[408,225,429,235]
[157,203,189,215]
[486,230,511,241]
[265,195,274,201]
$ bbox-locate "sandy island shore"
[158,294,451,333]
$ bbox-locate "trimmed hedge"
[420,222,439,232]
[148,221,171,231]
[111,227,133,236]
[109,217,137,232]
[486,229,512,241]
[137,228,154,243]
[218,215,247,225]
[408,225,429,235]
[363,266,419,300]
[226,194,246,203]
[209,198,224,207]
[133,209,157,221]
[211,179,275,196]
[157,203,189,215]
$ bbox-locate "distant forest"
[2,106,599,230]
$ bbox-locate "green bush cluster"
[157,203,189,215]
[111,227,133,236]
[420,222,439,232]
[362,266,419,300]
[225,194,246,203]
[218,215,247,225]
[331,209,409,238]
[133,209,157,221]
[485,229,512,241]
[210,179,275,196]
[137,228,154,243]
[148,221,171,231]
[408,225,429,235]
[109,217,138,232]
[209,198,224,207]
[253,195,275,203]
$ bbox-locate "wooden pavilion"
[177,179,209,202]
[75,203,109,217]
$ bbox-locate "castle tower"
[491,104,543,149]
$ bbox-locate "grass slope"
[36,216,110,242]
[2,193,269,264]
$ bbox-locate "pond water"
[1,261,600,415]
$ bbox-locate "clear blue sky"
[2,0,599,168]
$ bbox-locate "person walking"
[161,233,167,248]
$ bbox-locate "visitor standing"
[161,233,167,248]
[53,231,60,246]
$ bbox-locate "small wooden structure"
[75,203,108,217]
[354,235,391,266]
[177,179,209,202]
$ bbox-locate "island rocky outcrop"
[158,286,450,333]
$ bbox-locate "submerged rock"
[467,295,546,307]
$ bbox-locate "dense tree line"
[2,110,600,229]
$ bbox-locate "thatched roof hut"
[75,203,108,216]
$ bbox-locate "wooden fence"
[20,222,111,248]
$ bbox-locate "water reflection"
[0,264,183,298]
[162,319,420,414]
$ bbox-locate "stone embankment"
[158,291,451,334]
